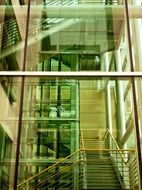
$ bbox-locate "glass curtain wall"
[0,0,142,189]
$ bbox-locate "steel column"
[13,0,31,189]
[104,53,113,134]
[70,54,80,189]
[125,0,142,189]
[0,5,142,18]
[115,50,126,144]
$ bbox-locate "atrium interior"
[0,0,142,189]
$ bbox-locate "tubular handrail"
[102,129,109,140]
[78,0,123,5]
[33,160,81,189]
[34,149,136,189]
[34,165,72,188]
[1,0,80,51]
[17,148,137,189]
[27,149,135,188]
[17,149,80,188]
[103,129,138,189]
[102,129,133,164]
[17,128,137,189]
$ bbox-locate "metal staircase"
[17,130,139,190]
[85,151,122,189]
[81,131,130,190]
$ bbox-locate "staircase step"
[86,179,120,183]
[86,155,111,158]
[86,187,122,190]
[86,166,114,169]
[86,158,112,162]
[86,174,119,178]
[87,185,122,188]
[87,183,122,186]
[84,151,122,190]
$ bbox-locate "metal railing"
[32,161,81,189]
[0,0,125,60]
[103,129,138,189]
[17,149,138,190]
[0,18,80,60]
[0,0,124,50]
[0,18,22,50]
[80,130,87,189]
[0,1,79,52]
[17,150,84,189]
[17,129,139,189]
[78,0,123,5]
[44,0,79,5]
[128,151,139,189]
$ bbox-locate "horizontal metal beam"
[0,71,142,77]
[0,117,77,122]
[0,159,74,166]
[0,5,142,18]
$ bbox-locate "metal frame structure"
[0,0,142,189]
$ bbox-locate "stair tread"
[87,184,122,186]
[87,188,122,189]
[86,181,120,184]
[86,166,121,170]
[86,175,119,178]
[84,152,122,190]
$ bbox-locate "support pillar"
[115,50,126,145]
[132,0,142,138]
[132,0,142,71]
[70,54,79,189]
[70,54,79,153]
[104,53,113,135]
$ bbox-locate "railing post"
[25,181,29,190]
[80,150,87,189]
[125,0,142,189]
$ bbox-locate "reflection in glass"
[0,0,142,189]
[25,0,128,72]
[0,77,20,189]
[12,77,137,189]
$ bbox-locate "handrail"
[34,165,72,188]
[33,160,81,189]
[103,129,128,164]
[44,163,83,190]
[17,148,137,189]
[18,129,137,189]
[17,149,80,188]
[103,129,138,189]
[78,0,123,5]
[18,146,135,188]
[24,148,136,189]
[32,149,136,189]
[102,129,109,140]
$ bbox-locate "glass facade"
[0,0,142,189]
